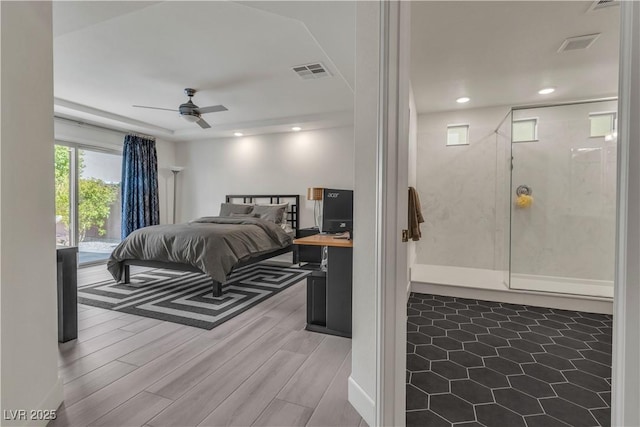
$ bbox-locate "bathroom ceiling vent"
[292,63,332,80]
[587,0,619,12]
[558,34,601,53]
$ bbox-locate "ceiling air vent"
[292,63,332,80]
[588,0,619,12]
[558,33,601,53]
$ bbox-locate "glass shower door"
[509,100,617,298]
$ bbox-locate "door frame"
[375,1,411,426]
[374,1,640,426]
[54,142,79,247]
[612,2,640,425]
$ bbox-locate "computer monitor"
[322,188,353,234]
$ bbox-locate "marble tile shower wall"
[511,101,618,282]
[416,107,511,271]
[416,101,617,282]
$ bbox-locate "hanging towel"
[408,187,424,241]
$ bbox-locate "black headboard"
[225,194,300,236]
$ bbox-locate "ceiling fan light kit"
[133,88,227,129]
[181,112,201,122]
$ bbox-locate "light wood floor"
[50,265,365,427]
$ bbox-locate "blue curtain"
[121,135,160,239]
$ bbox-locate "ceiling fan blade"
[197,118,212,129]
[132,105,178,112]
[196,105,228,114]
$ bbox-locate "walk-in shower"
[510,99,617,298]
[413,99,617,300]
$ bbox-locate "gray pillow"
[251,203,288,225]
[219,203,253,217]
[229,212,260,218]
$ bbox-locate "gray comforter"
[107,217,292,283]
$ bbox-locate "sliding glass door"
[55,144,122,264]
[55,145,75,247]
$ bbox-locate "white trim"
[412,281,613,315]
[348,376,376,427]
[374,1,391,424]
[588,111,617,138]
[446,123,470,146]
[511,117,538,143]
[55,139,123,156]
[510,273,613,299]
[54,98,174,135]
[8,377,64,427]
[612,2,640,426]
[375,1,411,426]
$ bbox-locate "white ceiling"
[410,1,620,114]
[55,1,618,138]
[53,1,355,141]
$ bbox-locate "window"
[55,144,122,265]
[512,118,538,143]
[589,112,616,138]
[447,124,469,146]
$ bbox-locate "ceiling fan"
[133,88,227,129]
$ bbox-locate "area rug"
[78,263,310,329]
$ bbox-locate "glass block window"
[589,112,616,138]
[512,118,538,143]
[447,124,469,146]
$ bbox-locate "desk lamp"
[307,187,323,232]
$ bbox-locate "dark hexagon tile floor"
[406,293,612,427]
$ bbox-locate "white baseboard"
[411,263,613,314]
[348,375,376,427]
[412,281,613,314]
[511,273,613,299]
[4,377,63,427]
[38,376,63,426]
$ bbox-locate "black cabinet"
[306,271,327,326]
[294,227,322,265]
[304,245,352,338]
[57,246,78,343]
[325,246,352,336]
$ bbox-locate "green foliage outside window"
[55,145,119,241]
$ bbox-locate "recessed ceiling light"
[233,132,244,137]
[456,97,470,104]
[291,126,302,132]
[538,87,556,95]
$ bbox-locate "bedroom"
[4,1,365,426]
[52,1,361,425]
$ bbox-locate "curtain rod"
[54,115,156,141]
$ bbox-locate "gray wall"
[1,2,63,421]
[175,125,355,228]
[415,101,618,283]
[415,106,510,271]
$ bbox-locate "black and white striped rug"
[78,263,310,330]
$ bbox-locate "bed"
[107,194,300,297]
